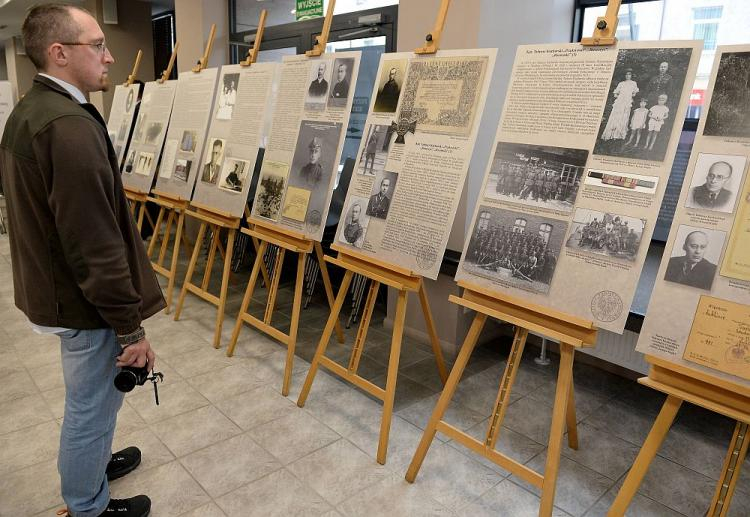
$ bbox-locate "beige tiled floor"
[0,233,748,516]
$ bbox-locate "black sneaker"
[106,446,142,481]
[97,495,151,517]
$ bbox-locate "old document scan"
[637,45,750,386]
[455,41,702,333]
[121,79,178,194]
[334,49,496,279]
[154,68,219,201]
[250,52,361,240]
[191,63,278,217]
[106,83,140,168]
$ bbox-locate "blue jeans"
[59,328,124,517]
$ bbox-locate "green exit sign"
[296,0,324,21]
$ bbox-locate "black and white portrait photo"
[123,149,136,174]
[328,57,354,109]
[255,161,289,221]
[664,224,726,291]
[200,138,225,185]
[180,130,197,152]
[216,73,240,121]
[485,142,588,214]
[173,159,191,182]
[374,59,406,113]
[125,88,135,112]
[305,60,331,111]
[593,47,693,162]
[366,170,398,220]
[566,208,645,262]
[704,51,750,139]
[339,196,370,249]
[134,152,154,176]
[357,124,390,176]
[145,122,163,145]
[685,153,747,214]
[287,120,342,227]
[218,158,250,193]
[463,206,567,294]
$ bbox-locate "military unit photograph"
[566,208,645,262]
[484,142,589,213]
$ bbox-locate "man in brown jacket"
[0,4,164,517]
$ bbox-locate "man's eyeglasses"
[60,41,108,55]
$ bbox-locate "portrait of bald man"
[688,160,735,212]
[664,228,719,290]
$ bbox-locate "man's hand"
[116,338,156,370]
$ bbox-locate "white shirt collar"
[38,73,87,104]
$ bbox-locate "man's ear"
[48,43,68,67]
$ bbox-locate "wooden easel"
[227,218,345,395]
[143,43,185,313]
[226,7,345,397]
[305,0,335,57]
[405,282,596,516]
[122,49,150,231]
[608,357,749,516]
[297,245,449,464]
[296,0,452,466]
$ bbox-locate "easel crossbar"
[187,208,240,229]
[238,312,291,346]
[325,253,421,292]
[242,226,312,254]
[436,420,544,488]
[318,355,387,399]
[640,376,750,423]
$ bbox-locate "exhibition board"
[636,44,750,388]
[191,62,278,217]
[153,67,219,201]
[0,81,14,141]
[455,40,703,333]
[106,82,140,167]
[333,48,497,280]
[249,51,361,240]
[121,80,178,194]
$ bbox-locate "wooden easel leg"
[157,209,175,267]
[136,201,146,232]
[539,342,575,517]
[264,248,286,326]
[174,222,207,321]
[147,206,166,257]
[417,280,448,384]
[201,226,220,291]
[251,235,272,289]
[212,228,235,348]
[566,380,579,450]
[707,421,749,517]
[406,312,488,482]
[282,252,306,396]
[297,270,354,407]
[486,327,529,449]
[607,395,683,517]
[348,280,379,373]
[314,242,345,344]
[227,240,268,357]
[377,289,408,465]
[164,210,185,314]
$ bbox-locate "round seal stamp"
[415,245,438,271]
[306,210,322,234]
[590,290,623,323]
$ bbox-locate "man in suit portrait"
[330,62,349,99]
[367,177,391,219]
[689,160,734,211]
[201,139,223,184]
[664,230,717,290]
[375,67,400,112]
[300,136,323,186]
[308,62,328,97]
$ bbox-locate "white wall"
[0,47,7,80]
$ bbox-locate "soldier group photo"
[485,142,589,213]
[566,209,645,262]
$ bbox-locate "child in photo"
[626,98,649,147]
[645,94,669,151]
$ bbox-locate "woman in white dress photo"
[601,69,639,141]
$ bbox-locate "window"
[513,218,527,233]
[577,0,746,120]
[539,224,553,244]
[478,211,491,231]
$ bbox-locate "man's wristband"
[117,326,146,347]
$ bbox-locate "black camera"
[114,366,164,404]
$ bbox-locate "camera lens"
[114,369,138,392]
